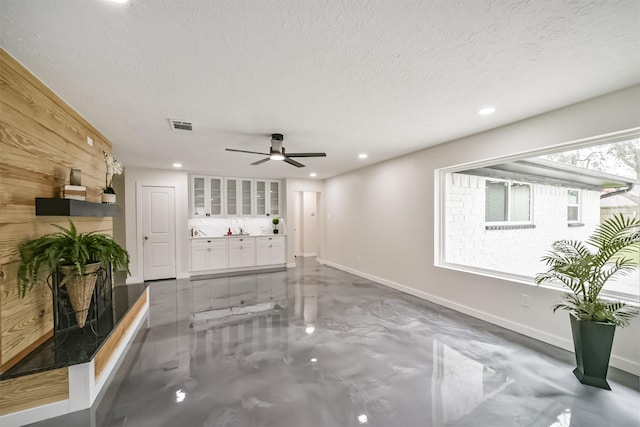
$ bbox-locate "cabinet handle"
[207,240,211,243]
[269,237,272,240]
[240,238,243,241]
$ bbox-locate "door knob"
[144,236,149,240]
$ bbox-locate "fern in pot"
[18,220,130,328]
[535,214,639,389]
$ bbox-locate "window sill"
[485,224,536,231]
[434,262,639,306]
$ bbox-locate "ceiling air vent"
[168,119,193,131]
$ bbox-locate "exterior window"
[567,189,580,222]
[485,180,531,222]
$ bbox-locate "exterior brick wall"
[445,173,600,277]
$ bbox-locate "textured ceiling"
[1,0,639,179]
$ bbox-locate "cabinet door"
[210,177,223,216]
[226,178,238,216]
[208,239,228,270]
[241,179,253,216]
[191,175,208,217]
[191,240,210,271]
[228,238,243,268]
[269,181,280,216]
[239,237,256,267]
[255,180,266,216]
[256,237,271,266]
[270,236,286,264]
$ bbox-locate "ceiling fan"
[225,133,327,168]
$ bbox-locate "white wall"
[124,167,190,283]
[322,85,640,374]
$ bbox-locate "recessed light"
[106,0,129,4]
[358,414,368,424]
[478,107,496,115]
[310,357,318,363]
[173,163,182,168]
[358,153,368,159]
[305,325,315,335]
[309,172,317,177]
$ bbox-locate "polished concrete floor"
[30,259,639,427]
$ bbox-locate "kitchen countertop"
[190,234,286,239]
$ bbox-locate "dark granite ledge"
[0,282,147,381]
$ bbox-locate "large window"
[438,132,639,302]
[485,180,531,223]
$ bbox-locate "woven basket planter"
[59,262,101,328]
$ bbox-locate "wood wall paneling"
[94,290,147,379]
[0,368,69,415]
[0,48,114,373]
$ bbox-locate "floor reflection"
[28,259,640,427]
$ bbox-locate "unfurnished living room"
[0,1,639,426]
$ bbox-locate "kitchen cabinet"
[255,179,280,216]
[256,236,286,266]
[190,175,223,217]
[225,178,254,216]
[191,238,228,271]
[228,237,256,268]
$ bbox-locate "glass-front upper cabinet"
[210,177,222,215]
[256,180,266,216]
[269,181,280,216]
[241,179,253,216]
[191,175,206,216]
[255,179,280,216]
[226,178,238,216]
[190,175,223,217]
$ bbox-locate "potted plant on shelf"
[272,217,280,234]
[535,214,639,390]
[102,151,123,204]
[18,220,130,328]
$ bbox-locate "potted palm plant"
[536,214,639,389]
[18,220,130,328]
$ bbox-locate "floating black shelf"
[35,198,118,217]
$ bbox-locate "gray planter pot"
[569,314,616,390]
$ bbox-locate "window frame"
[484,178,533,225]
[434,128,640,304]
[567,189,581,223]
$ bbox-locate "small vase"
[101,193,116,204]
[273,228,279,234]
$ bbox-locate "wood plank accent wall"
[0,368,69,415]
[0,48,114,373]
[94,289,147,379]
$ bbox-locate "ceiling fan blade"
[226,148,270,156]
[284,152,327,158]
[251,157,271,166]
[284,158,306,168]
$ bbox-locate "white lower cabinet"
[191,239,228,272]
[228,237,256,268]
[192,236,285,273]
[256,236,286,266]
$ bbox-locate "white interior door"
[143,186,176,281]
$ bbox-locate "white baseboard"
[321,260,639,376]
[286,262,297,269]
[126,276,142,285]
